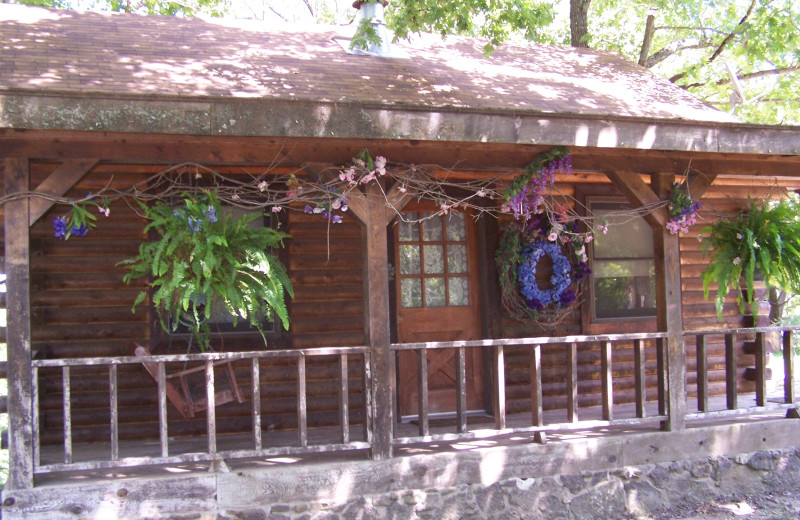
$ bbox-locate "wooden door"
[394,204,484,418]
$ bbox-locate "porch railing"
[391,332,671,445]
[27,327,799,477]
[685,326,798,420]
[31,346,371,475]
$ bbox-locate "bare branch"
[683,66,800,89]
[638,14,655,66]
[646,40,714,68]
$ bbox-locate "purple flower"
[70,224,88,237]
[203,206,217,223]
[559,289,576,306]
[187,217,201,233]
[53,217,68,240]
[331,215,343,224]
[304,205,314,214]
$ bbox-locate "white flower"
[257,181,269,192]
[736,233,743,240]
[733,257,741,265]
[476,190,486,197]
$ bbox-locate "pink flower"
[584,235,593,243]
[257,181,269,192]
[733,257,741,265]
[548,232,558,241]
[98,206,110,217]
[271,206,282,213]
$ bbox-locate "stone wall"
[218,449,800,520]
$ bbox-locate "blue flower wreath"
[518,241,573,307]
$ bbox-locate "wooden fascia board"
[28,159,98,227]
[605,170,666,228]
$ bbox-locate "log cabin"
[0,4,799,518]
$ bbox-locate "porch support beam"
[4,158,34,490]
[348,182,411,460]
[681,171,717,200]
[605,170,686,431]
[651,173,686,431]
[28,159,98,227]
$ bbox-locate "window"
[589,200,656,320]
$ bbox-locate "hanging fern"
[119,190,293,350]
[701,195,800,321]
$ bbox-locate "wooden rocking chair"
[134,345,246,420]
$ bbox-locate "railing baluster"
[252,358,262,450]
[601,341,613,421]
[784,330,795,404]
[494,345,506,430]
[657,338,666,417]
[726,333,738,409]
[455,347,467,434]
[339,353,350,444]
[530,345,543,426]
[32,366,40,469]
[634,339,646,418]
[568,342,578,423]
[109,364,119,462]
[696,334,708,412]
[362,352,373,445]
[418,347,429,436]
[206,360,217,456]
[157,362,168,457]
[390,349,397,439]
[297,354,307,448]
[755,332,767,406]
[63,366,72,464]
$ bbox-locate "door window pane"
[421,213,443,241]
[401,279,422,308]
[423,245,444,274]
[446,213,466,241]
[399,245,421,275]
[425,277,446,307]
[399,213,419,242]
[447,244,468,274]
[449,277,469,306]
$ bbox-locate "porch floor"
[34,384,800,488]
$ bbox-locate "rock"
[569,479,627,520]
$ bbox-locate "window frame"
[578,189,658,334]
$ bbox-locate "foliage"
[701,195,800,321]
[118,191,293,350]
[587,0,800,124]
[501,147,571,221]
[383,0,555,55]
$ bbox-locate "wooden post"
[348,182,406,460]
[4,157,34,490]
[651,173,686,431]
[696,334,708,412]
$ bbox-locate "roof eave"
[2,90,799,156]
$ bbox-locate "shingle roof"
[0,4,735,124]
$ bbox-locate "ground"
[652,489,800,520]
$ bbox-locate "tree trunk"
[570,0,591,48]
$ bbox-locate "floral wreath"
[518,241,573,307]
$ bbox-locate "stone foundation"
[218,449,800,520]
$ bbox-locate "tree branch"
[683,66,800,89]
[670,0,757,83]
[646,40,714,68]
